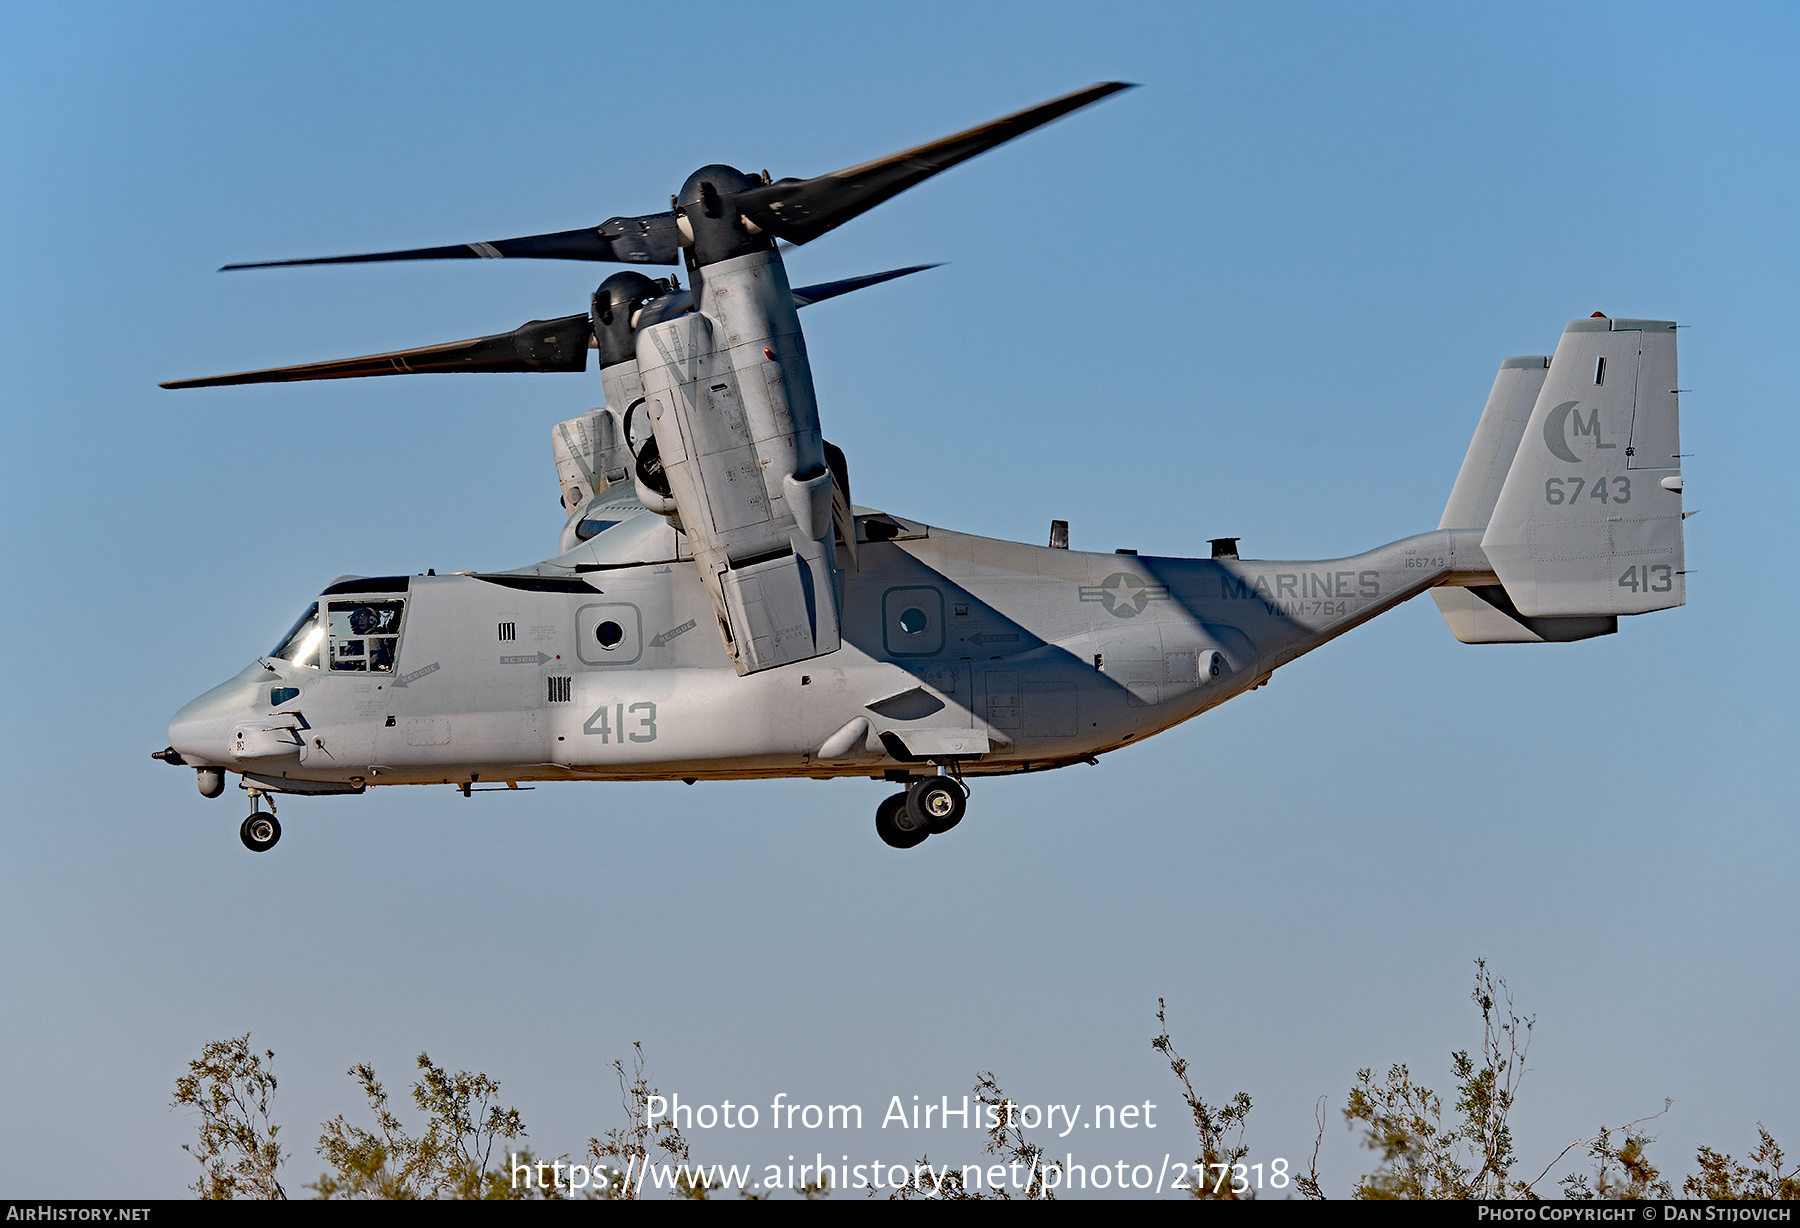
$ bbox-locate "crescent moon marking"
[1542,400,1582,463]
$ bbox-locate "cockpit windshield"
[328,599,405,672]
[270,603,324,667]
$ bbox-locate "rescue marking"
[650,619,697,648]
[391,661,441,689]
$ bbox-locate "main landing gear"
[874,776,968,850]
[240,790,281,853]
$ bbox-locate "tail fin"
[1481,318,1686,617]
[1438,355,1551,532]
[1432,355,1618,642]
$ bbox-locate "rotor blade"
[164,266,939,388]
[790,264,939,306]
[643,263,941,321]
[160,314,592,389]
[735,82,1135,246]
[220,213,683,271]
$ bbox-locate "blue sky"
[1,0,1795,1197]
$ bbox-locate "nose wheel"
[240,814,281,851]
[873,776,968,849]
[239,790,281,852]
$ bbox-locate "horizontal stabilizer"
[1430,586,1616,644]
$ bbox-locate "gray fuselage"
[167,494,1486,790]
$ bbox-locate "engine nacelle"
[551,408,630,513]
[635,246,840,674]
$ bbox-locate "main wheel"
[240,813,281,852]
[907,776,967,834]
[874,792,928,849]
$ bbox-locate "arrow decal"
[650,619,697,648]
[391,661,440,689]
[500,652,552,665]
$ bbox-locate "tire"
[874,792,927,849]
[240,813,281,852]
[907,777,966,835]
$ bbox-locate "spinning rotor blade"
[220,213,682,271]
[790,263,938,306]
[641,264,941,323]
[215,85,1128,273]
[160,314,592,389]
[735,82,1135,246]
[161,263,934,389]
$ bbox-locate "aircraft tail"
[1431,317,1686,643]
[1438,356,1551,534]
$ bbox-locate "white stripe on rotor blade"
[467,242,504,258]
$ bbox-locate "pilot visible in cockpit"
[347,606,398,671]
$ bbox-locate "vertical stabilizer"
[1439,356,1550,530]
[1431,354,1616,641]
[1481,318,1685,618]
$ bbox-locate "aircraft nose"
[166,680,245,767]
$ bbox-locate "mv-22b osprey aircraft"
[155,83,1689,852]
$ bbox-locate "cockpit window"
[574,518,621,542]
[328,599,404,672]
[270,603,323,668]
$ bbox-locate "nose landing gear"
[239,790,281,852]
[873,775,968,849]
